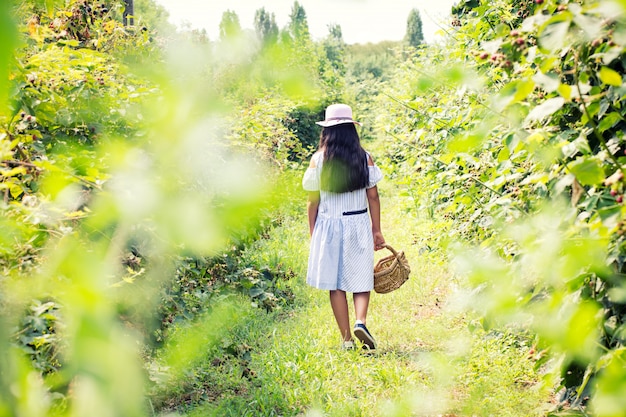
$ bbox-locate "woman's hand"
[373,231,385,251]
[367,186,385,251]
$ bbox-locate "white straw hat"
[316,103,361,127]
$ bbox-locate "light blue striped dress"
[302,151,383,292]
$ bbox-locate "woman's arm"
[307,191,320,236]
[366,186,385,250]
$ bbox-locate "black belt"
[343,208,368,216]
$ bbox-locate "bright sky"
[153,0,458,44]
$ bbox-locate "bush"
[378,0,626,414]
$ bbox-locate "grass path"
[184,173,554,416]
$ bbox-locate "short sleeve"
[302,167,320,191]
[367,165,383,188]
[302,152,322,191]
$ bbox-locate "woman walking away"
[302,103,385,350]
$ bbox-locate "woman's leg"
[353,291,376,349]
[329,290,352,341]
[353,291,370,324]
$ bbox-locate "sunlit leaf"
[9,182,23,198]
[447,133,484,152]
[608,287,626,303]
[526,97,565,122]
[539,56,558,73]
[495,79,535,110]
[0,0,18,108]
[514,79,535,102]
[497,147,510,163]
[533,71,560,92]
[45,0,55,17]
[557,84,572,100]
[599,66,623,86]
[598,112,622,133]
[0,166,27,177]
[572,11,603,39]
[589,349,626,417]
[525,132,545,145]
[563,301,601,361]
[415,76,434,93]
[568,156,605,186]
[538,14,572,52]
[57,39,81,47]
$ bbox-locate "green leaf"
[591,348,626,416]
[57,39,81,47]
[505,134,521,152]
[539,57,558,73]
[533,71,560,93]
[525,132,545,146]
[526,97,565,122]
[538,14,572,52]
[598,67,623,86]
[0,0,18,108]
[9,182,23,198]
[444,66,465,84]
[0,166,27,177]
[607,286,626,303]
[447,133,484,152]
[497,147,510,163]
[557,84,572,100]
[249,287,265,297]
[597,112,622,133]
[515,79,535,102]
[572,11,603,39]
[46,0,57,16]
[495,79,535,110]
[415,76,434,93]
[568,157,605,186]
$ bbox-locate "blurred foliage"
[9,0,626,415]
[218,10,242,41]
[378,0,626,415]
[0,0,333,416]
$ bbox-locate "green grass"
[161,181,554,417]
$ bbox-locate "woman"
[302,103,385,350]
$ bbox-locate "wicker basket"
[374,244,410,294]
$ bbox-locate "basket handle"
[382,244,399,257]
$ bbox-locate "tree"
[134,0,176,35]
[405,8,424,48]
[288,1,310,41]
[327,23,343,43]
[219,10,241,40]
[322,23,346,72]
[254,7,278,45]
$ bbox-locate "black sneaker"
[354,323,376,350]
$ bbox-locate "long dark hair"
[319,123,369,193]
